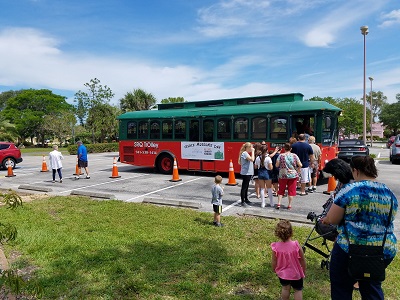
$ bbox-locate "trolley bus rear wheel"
[157,154,173,174]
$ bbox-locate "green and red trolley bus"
[117,93,341,175]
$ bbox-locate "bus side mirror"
[324,117,331,128]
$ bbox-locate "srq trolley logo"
[134,141,159,149]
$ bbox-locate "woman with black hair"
[322,156,398,300]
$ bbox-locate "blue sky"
[0,0,399,105]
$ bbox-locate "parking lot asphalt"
[1,149,399,236]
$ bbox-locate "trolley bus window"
[252,117,267,140]
[292,116,315,136]
[322,116,336,145]
[127,121,137,139]
[234,117,248,140]
[189,120,199,141]
[150,121,160,139]
[162,120,173,139]
[138,121,148,139]
[270,117,287,140]
[217,118,232,140]
[203,119,214,142]
[175,119,186,140]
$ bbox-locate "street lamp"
[360,25,368,145]
[369,76,374,147]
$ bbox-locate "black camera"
[307,211,317,222]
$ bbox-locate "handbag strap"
[344,191,393,248]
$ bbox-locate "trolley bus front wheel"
[157,154,174,174]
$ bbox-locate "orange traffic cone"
[323,176,337,195]
[5,158,16,177]
[73,158,83,175]
[170,157,182,182]
[226,159,238,186]
[110,157,121,178]
[40,155,49,172]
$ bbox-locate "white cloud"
[379,9,400,28]
[0,27,213,103]
[196,0,325,38]
[300,1,388,47]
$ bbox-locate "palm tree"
[119,89,157,112]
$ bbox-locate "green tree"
[0,117,18,142]
[42,111,77,145]
[119,89,156,112]
[0,90,24,111]
[336,97,364,137]
[74,78,114,125]
[1,89,73,145]
[366,90,387,122]
[307,96,338,106]
[160,97,185,104]
[379,98,400,135]
[86,104,120,142]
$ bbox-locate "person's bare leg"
[294,289,303,300]
[288,195,294,208]
[281,285,290,300]
[301,182,306,194]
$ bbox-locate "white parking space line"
[29,170,111,184]
[126,177,203,202]
[377,152,381,158]
[222,200,242,212]
[58,173,151,194]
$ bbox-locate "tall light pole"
[369,76,374,147]
[360,25,368,145]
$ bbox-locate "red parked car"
[0,142,23,169]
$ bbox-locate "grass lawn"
[1,196,399,299]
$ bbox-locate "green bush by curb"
[67,142,119,155]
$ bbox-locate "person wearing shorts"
[271,220,306,300]
[291,134,313,196]
[275,143,302,210]
[76,141,90,179]
[211,175,224,227]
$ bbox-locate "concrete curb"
[70,190,115,200]
[18,185,52,193]
[243,208,314,226]
[142,197,202,209]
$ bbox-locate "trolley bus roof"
[117,98,341,120]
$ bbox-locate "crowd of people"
[235,134,320,210]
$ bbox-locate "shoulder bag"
[345,197,393,282]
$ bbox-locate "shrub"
[67,142,119,155]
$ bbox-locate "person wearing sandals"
[238,142,255,206]
[275,143,302,210]
[321,156,398,300]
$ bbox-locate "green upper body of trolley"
[117,93,341,146]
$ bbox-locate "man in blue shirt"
[291,134,313,195]
[76,141,90,179]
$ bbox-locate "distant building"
[340,122,385,140]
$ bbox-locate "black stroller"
[302,197,338,270]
